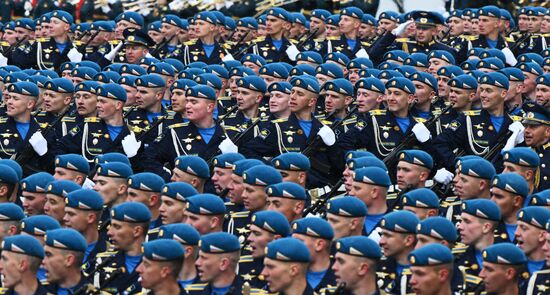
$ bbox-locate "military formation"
[0,2,547,295]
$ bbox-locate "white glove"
[392,20,412,36]
[67,47,83,62]
[286,44,300,61]
[29,131,48,156]
[355,48,369,58]
[104,42,123,62]
[0,53,8,67]
[318,125,336,146]
[502,129,524,151]
[82,178,95,189]
[121,132,142,158]
[100,5,111,13]
[169,0,184,11]
[434,168,454,185]
[508,121,525,134]
[219,138,238,154]
[412,122,431,143]
[501,47,517,66]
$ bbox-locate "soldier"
[60,81,100,138]
[502,148,540,195]
[225,159,263,217]
[261,237,313,294]
[266,182,307,223]
[320,7,369,60]
[408,243,454,295]
[42,228,90,292]
[239,210,290,289]
[354,77,385,115]
[519,62,543,102]
[43,179,80,223]
[171,156,210,193]
[291,217,336,293]
[52,153,89,186]
[455,199,501,293]
[490,173,529,243]
[522,102,550,191]
[187,232,244,294]
[183,194,226,235]
[21,172,55,216]
[479,243,528,295]
[0,235,49,294]
[326,196,367,240]
[20,214,61,281]
[157,223,201,288]
[395,150,434,191]
[211,153,245,197]
[415,217,458,249]
[442,74,478,128]
[98,28,154,68]
[377,210,419,294]
[0,203,24,244]
[152,15,185,59]
[402,188,440,220]
[321,79,356,137]
[126,172,165,237]
[0,164,21,205]
[136,239,187,294]
[159,182,198,225]
[90,202,151,293]
[515,206,550,275]
[528,218,550,295]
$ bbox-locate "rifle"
[2,37,26,56]
[484,130,513,164]
[296,28,319,51]
[228,30,249,55]
[218,104,239,122]
[151,35,175,56]
[303,177,344,216]
[509,32,530,52]
[76,30,100,53]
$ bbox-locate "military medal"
[477,131,483,137]
[93,138,98,145]
[287,137,293,143]
[3,139,8,146]
[383,132,389,139]
[186,144,192,150]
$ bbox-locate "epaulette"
[253,36,266,42]
[543,142,550,150]
[463,110,480,116]
[218,96,232,101]
[533,268,550,275]
[289,38,299,45]
[185,283,208,291]
[74,40,83,46]
[97,251,118,257]
[343,116,357,125]
[327,36,339,41]
[505,37,515,42]
[250,288,274,294]
[38,37,50,43]
[369,109,386,116]
[441,200,461,208]
[222,43,232,50]
[0,117,7,123]
[395,38,410,43]
[84,117,101,123]
[147,227,160,234]
[259,116,270,122]
[386,192,398,200]
[239,255,254,263]
[165,110,176,116]
[169,122,189,129]
[443,196,458,202]
[61,116,76,122]
[35,111,48,116]
[0,41,9,46]
[40,278,49,284]
[402,268,412,275]
[313,38,324,42]
[451,245,467,254]
[320,119,332,125]
[414,117,428,123]
[272,117,289,123]
[224,126,241,132]
[0,287,7,294]
[109,40,121,45]
[510,115,522,122]
[466,35,478,41]
[231,210,250,218]
[361,41,371,47]
[465,274,482,285]
[224,201,235,206]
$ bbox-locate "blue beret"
[186,85,216,100]
[228,66,255,78]
[209,11,224,25]
[111,202,151,223]
[72,67,99,80]
[164,58,186,74]
[290,64,316,77]
[161,182,198,202]
[0,160,22,181]
[335,236,381,259]
[260,63,289,79]
[359,68,381,78]
[478,5,501,18]
[272,152,310,171]
[345,150,375,160]
[479,72,509,90]
[265,237,310,262]
[381,211,419,233]
[237,76,266,93]
[213,153,245,169]
[46,180,81,198]
[266,182,307,200]
[417,217,458,243]
[243,165,282,186]
[15,18,35,30]
[517,206,550,229]
[530,189,550,206]
[482,243,526,265]
[402,188,439,209]
[252,210,290,236]
[147,63,175,77]
[386,77,416,94]
[161,14,182,27]
[447,9,463,19]
[323,78,354,96]
[491,173,529,197]
[21,215,61,236]
[96,162,133,179]
[458,158,496,179]
[437,65,464,78]
[409,243,453,266]
[199,232,240,253]
[326,196,367,217]
[348,57,373,70]
[404,53,428,68]
[355,77,385,94]
[352,167,391,187]
[396,65,417,79]
[362,13,377,26]
[0,203,24,221]
[116,11,144,27]
[526,7,546,17]
[60,62,75,72]
[51,10,73,24]
[135,74,166,88]
[75,80,100,94]
[428,50,455,64]
[8,81,39,97]
[462,199,501,221]
[325,52,350,67]
[241,54,266,67]
[174,156,210,179]
[139,57,160,67]
[26,75,49,88]
[2,235,44,258]
[461,59,479,71]
[502,147,540,167]
[347,156,387,172]
[379,11,399,22]
[55,154,89,175]
[4,72,29,84]
[65,189,104,211]
[311,9,331,21]
[45,228,86,252]
[232,159,264,177]
[341,6,363,20]
[517,53,544,67]
[170,78,197,92]
[236,17,258,29]
[522,102,550,125]
[103,64,124,73]
[291,13,307,25]
[186,194,226,215]
[76,61,101,72]
[384,50,408,63]
[411,72,437,91]
[268,81,292,94]
[97,84,127,102]
[22,172,55,193]
[45,78,74,93]
[92,20,114,32]
[292,217,333,240]
[204,65,229,79]
[316,63,344,79]
[448,74,478,90]
[266,8,291,22]
[480,49,506,64]
[477,57,505,71]
[537,74,550,87]
[159,223,200,245]
[290,75,320,93]
[194,12,217,25]
[128,172,165,192]
[142,239,184,261]
[397,150,433,169]
[518,62,543,76]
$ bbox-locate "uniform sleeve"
[140,132,175,181]
[432,114,468,170]
[239,123,280,160]
[367,33,397,66]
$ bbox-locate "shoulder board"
[505,37,515,42]
[253,37,266,42]
[0,118,7,123]
[466,35,478,41]
[465,274,482,284]
[84,117,101,123]
[38,37,50,42]
[386,193,398,200]
[222,43,232,49]
[0,287,7,294]
[239,255,254,263]
[165,110,176,116]
[185,283,208,291]
[414,117,428,123]
[61,116,76,122]
[224,201,235,206]
[402,268,412,275]
[224,126,241,132]
[147,227,160,234]
[445,196,458,202]
[327,36,339,41]
[289,38,299,44]
[0,41,9,46]
[320,119,332,125]
[510,115,522,122]
[231,211,250,218]
[74,41,82,46]
[543,142,550,150]
[463,110,481,116]
[97,251,118,257]
[35,111,48,116]
[451,245,467,254]
[272,118,288,123]
[343,117,357,125]
[169,122,189,129]
[361,41,371,47]
[313,38,324,42]
[533,268,550,275]
[369,109,386,116]
[109,40,121,45]
[395,38,409,42]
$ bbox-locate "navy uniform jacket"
[493,221,516,244]
[238,255,266,289]
[432,109,514,172]
[527,267,550,295]
[224,210,252,250]
[0,279,54,295]
[534,142,550,192]
[140,121,226,180]
[82,233,110,276]
[452,244,483,293]
[249,36,292,63]
[13,37,76,72]
[186,274,245,295]
[313,266,338,294]
[439,195,462,226]
[318,36,371,60]
[512,34,545,56]
[240,113,342,187]
[87,250,141,294]
[456,35,512,64]
[376,257,413,295]
[170,39,226,65]
[125,107,175,147]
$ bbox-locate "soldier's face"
[404,206,434,221]
[126,45,148,65]
[502,162,530,181]
[396,162,427,190]
[195,251,225,282]
[136,257,167,289]
[53,167,83,184]
[356,89,382,113]
[184,212,217,235]
[490,187,522,219]
[325,25,340,38]
[518,15,529,32]
[236,87,261,112]
[415,25,435,43]
[22,191,46,216]
[135,86,160,110]
[326,213,354,240]
[437,76,451,97]
[49,18,69,38]
[242,184,268,211]
[448,17,464,35]
[97,97,121,120]
[43,246,73,283]
[289,87,315,114]
[267,197,301,222]
[454,174,485,200]
[349,181,372,205]
[3,30,17,45]
[449,87,473,110]
[247,224,274,258]
[93,176,127,205]
[378,19,397,33]
[42,91,71,114]
[339,15,359,35]
[63,207,91,232]
[385,87,411,115]
[309,17,326,34]
[542,16,550,33]
[457,213,486,244]
[324,90,349,114]
[159,196,185,224]
[243,62,260,75]
[115,20,140,40]
[478,16,499,35]
[332,252,366,288]
[268,91,290,116]
[44,194,65,224]
[535,84,550,107]
[227,174,244,204]
[479,262,515,293]
[194,20,215,38]
[379,229,409,258]
[185,97,214,123]
[6,93,35,117]
[75,91,98,117]
[410,265,448,295]
[528,16,543,33]
[15,28,30,41]
[161,23,178,37]
[347,69,360,85]
[0,251,25,288]
[107,220,138,250]
[261,258,296,292]
[428,58,448,75]
[524,124,550,147]
[126,188,154,207]
[542,233,550,266]
[148,30,163,44]
[412,81,434,105]
[211,167,232,194]
[479,85,506,112]
[266,16,286,36]
[515,220,545,257]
